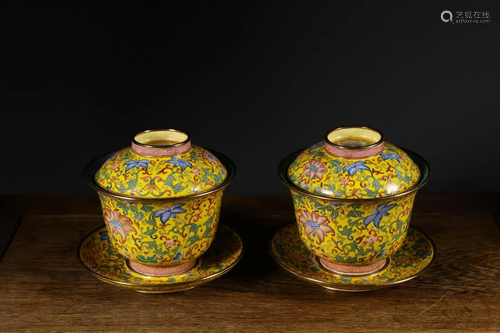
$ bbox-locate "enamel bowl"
[278,126,430,275]
[84,129,236,277]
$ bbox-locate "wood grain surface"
[0,194,499,332]
[0,211,21,262]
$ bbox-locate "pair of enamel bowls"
[82,126,430,291]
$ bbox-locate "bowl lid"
[286,126,421,199]
[94,129,227,198]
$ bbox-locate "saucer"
[270,223,435,292]
[78,224,244,293]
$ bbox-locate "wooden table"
[1,194,499,332]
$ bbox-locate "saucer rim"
[269,222,436,291]
[78,223,245,290]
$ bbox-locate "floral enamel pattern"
[287,142,420,199]
[98,191,223,266]
[95,146,227,198]
[291,191,416,265]
[104,208,137,243]
[298,210,334,243]
[79,224,243,292]
[270,223,434,291]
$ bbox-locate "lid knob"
[325,126,384,159]
[132,129,191,157]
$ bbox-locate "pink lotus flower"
[300,159,328,182]
[104,208,137,243]
[339,177,349,186]
[191,167,201,176]
[365,235,378,245]
[299,210,334,243]
[202,150,218,164]
[165,239,175,248]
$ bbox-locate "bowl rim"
[83,148,237,202]
[278,146,431,203]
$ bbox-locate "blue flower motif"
[310,141,324,150]
[376,249,387,259]
[297,181,309,191]
[363,202,397,228]
[99,231,110,242]
[416,250,432,259]
[167,157,192,171]
[276,244,286,257]
[381,153,401,162]
[343,161,371,176]
[124,159,150,171]
[153,203,187,224]
[173,251,183,262]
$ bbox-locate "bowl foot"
[128,259,196,277]
[319,258,388,276]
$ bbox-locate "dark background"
[1,1,499,196]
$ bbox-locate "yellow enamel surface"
[95,146,227,198]
[291,190,417,265]
[98,191,223,267]
[287,142,420,199]
[270,223,434,291]
[79,224,243,292]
